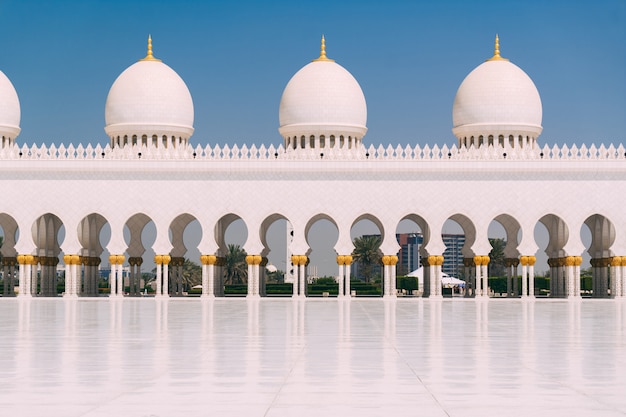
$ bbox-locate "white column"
[24,260,32,296]
[521,262,528,298]
[481,263,489,298]
[154,255,163,297]
[345,261,351,298]
[162,257,170,297]
[200,258,209,298]
[17,256,26,297]
[64,256,72,297]
[299,262,306,297]
[208,262,215,297]
[506,262,512,297]
[429,259,437,298]
[337,259,344,298]
[247,258,254,297]
[383,263,390,297]
[566,257,575,298]
[464,262,472,298]
[528,257,536,298]
[474,257,482,297]
[30,259,37,296]
[72,257,80,296]
[116,261,124,297]
[292,258,299,297]
[391,257,397,297]
[109,255,117,297]
[619,258,626,297]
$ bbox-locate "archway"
[0,214,18,296]
[350,215,384,289]
[32,213,65,296]
[169,214,202,296]
[582,214,615,298]
[124,213,156,296]
[305,214,339,296]
[395,215,429,296]
[489,214,521,297]
[260,214,292,296]
[77,213,110,296]
[535,214,569,297]
[215,214,248,296]
[442,215,475,296]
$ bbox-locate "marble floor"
[0,297,625,417]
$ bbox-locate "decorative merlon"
[0,142,625,162]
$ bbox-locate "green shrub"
[396,276,419,292]
[266,283,293,295]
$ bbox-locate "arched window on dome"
[309,135,315,149]
[300,136,305,149]
[330,135,335,148]
[123,135,128,146]
[142,135,147,146]
[470,136,475,147]
[498,135,504,146]
[478,135,484,146]
[488,135,494,146]
[348,136,353,149]
[320,135,325,149]
[162,135,167,148]
[152,135,157,146]
[509,135,514,147]
[339,135,345,149]
[132,135,137,146]
[171,136,176,148]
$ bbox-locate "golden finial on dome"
[312,35,335,62]
[139,35,162,62]
[487,34,509,62]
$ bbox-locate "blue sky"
[0,0,624,148]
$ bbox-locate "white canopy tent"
[407,267,465,289]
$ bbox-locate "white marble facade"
[0,36,624,300]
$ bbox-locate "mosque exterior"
[0,36,624,300]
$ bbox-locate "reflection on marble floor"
[0,298,625,417]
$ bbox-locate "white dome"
[452,37,542,145]
[105,39,194,144]
[279,38,367,144]
[0,69,21,141]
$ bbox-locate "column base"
[246,294,261,299]
[201,294,216,300]
[17,293,32,298]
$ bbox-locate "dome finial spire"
[487,34,509,62]
[312,35,335,62]
[140,35,162,62]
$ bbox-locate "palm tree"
[181,258,202,290]
[352,235,382,282]
[223,244,248,285]
[488,238,506,277]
